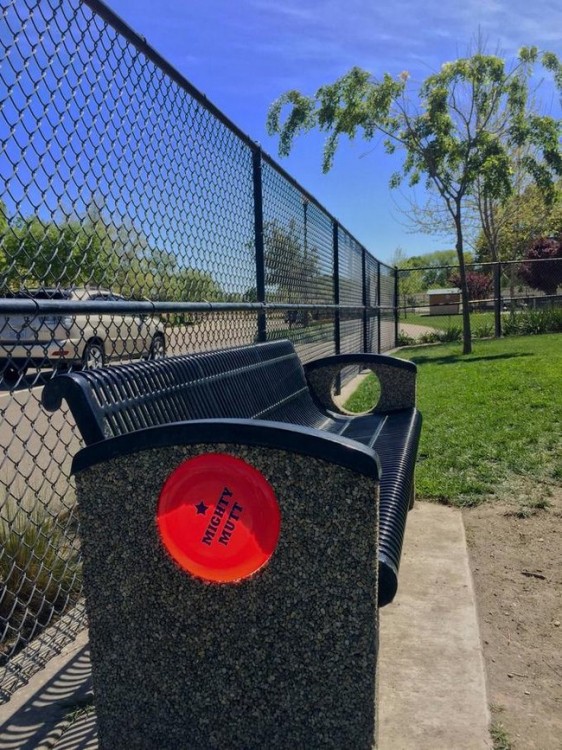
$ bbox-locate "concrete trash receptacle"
[72,424,380,749]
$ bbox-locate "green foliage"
[268,52,561,199]
[502,307,562,335]
[0,201,223,301]
[403,309,562,337]
[397,330,416,346]
[401,311,495,329]
[263,219,323,303]
[490,721,512,750]
[472,320,495,339]
[475,182,562,262]
[420,325,463,343]
[0,213,108,289]
[398,249,474,289]
[0,502,82,653]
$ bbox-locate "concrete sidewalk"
[378,503,491,749]
[0,503,491,749]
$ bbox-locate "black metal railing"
[397,259,562,340]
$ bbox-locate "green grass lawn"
[345,334,562,507]
[400,311,496,331]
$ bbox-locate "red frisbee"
[156,453,281,583]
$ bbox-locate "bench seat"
[42,339,421,606]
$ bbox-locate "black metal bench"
[42,339,421,606]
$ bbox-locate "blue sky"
[104,0,561,264]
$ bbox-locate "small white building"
[427,288,461,315]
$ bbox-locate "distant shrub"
[397,331,416,346]
[418,326,462,344]
[0,503,82,661]
[503,308,562,336]
[418,330,441,344]
[473,321,494,339]
[439,325,463,342]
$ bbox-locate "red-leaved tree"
[449,271,493,301]
[518,237,562,296]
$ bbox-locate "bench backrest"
[42,340,318,445]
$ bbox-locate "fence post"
[333,221,341,356]
[252,146,267,343]
[377,261,381,354]
[362,247,368,353]
[494,262,502,338]
[394,267,399,348]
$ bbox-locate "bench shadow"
[410,353,533,366]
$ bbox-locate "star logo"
[195,501,208,515]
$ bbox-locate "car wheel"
[82,341,105,370]
[149,333,166,360]
[4,364,27,385]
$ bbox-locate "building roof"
[427,288,461,296]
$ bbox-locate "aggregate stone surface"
[76,443,380,750]
[307,362,415,414]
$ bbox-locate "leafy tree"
[174,267,223,302]
[518,236,562,296]
[263,219,320,304]
[449,270,492,301]
[267,49,562,353]
[475,182,562,262]
[405,248,474,288]
[0,201,8,234]
[0,214,107,290]
[0,201,223,302]
[391,247,424,313]
[0,201,8,275]
[241,286,258,303]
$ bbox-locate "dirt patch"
[463,495,562,749]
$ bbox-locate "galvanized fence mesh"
[0,0,396,698]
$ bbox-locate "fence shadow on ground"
[0,643,93,749]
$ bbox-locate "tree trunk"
[454,208,472,355]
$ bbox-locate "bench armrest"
[42,372,106,445]
[304,353,417,415]
[72,418,381,480]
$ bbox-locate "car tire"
[4,364,27,385]
[82,341,105,370]
[149,333,166,360]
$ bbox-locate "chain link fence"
[397,258,562,340]
[0,0,397,699]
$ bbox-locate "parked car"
[0,288,166,382]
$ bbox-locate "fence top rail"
[0,299,384,315]
[396,258,562,273]
[82,0,255,151]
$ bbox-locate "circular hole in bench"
[330,365,381,415]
